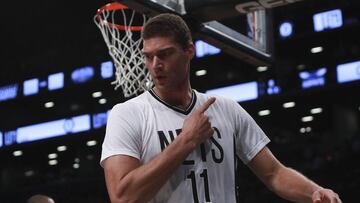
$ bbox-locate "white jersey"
[101,89,270,203]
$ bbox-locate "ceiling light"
[44,101,54,108]
[92,91,102,98]
[24,170,34,177]
[257,66,268,72]
[195,70,207,76]
[57,145,67,152]
[99,98,107,104]
[300,127,312,133]
[87,154,94,160]
[311,46,323,53]
[310,107,323,114]
[48,153,58,159]
[283,102,295,108]
[87,140,97,146]
[297,64,306,70]
[13,150,23,157]
[73,163,80,169]
[258,109,271,116]
[48,160,58,166]
[74,158,80,163]
[301,116,313,122]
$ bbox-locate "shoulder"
[110,91,151,116]
[194,90,248,121]
[195,89,239,107]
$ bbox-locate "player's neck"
[153,83,192,110]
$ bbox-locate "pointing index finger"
[198,97,216,113]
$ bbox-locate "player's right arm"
[103,97,216,203]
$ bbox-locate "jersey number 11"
[187,169,211,202]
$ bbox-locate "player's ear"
[186,42,195,59]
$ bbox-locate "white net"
[94,3,153,97]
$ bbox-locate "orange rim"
[95,2,143,31]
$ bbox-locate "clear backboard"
[118,0,303,66]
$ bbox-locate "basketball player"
[101,13,342,203]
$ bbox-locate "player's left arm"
[247,147,342,203]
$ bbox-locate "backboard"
[118,0,304,66]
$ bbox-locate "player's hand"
[182,97,216,149]
[312,188,342,203]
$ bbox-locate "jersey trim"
[149,89,197,115]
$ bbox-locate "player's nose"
[152,56,163,71]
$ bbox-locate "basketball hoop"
[94,2,153,97]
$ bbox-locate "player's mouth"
[154,75,166,81]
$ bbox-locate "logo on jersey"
[157,127,224,164]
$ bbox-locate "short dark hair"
[27,194,54,203]
[142,13,192,49]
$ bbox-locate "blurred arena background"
[0,0,359,202]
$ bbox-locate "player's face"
[143,36,194,90]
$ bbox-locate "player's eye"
[157,49,173,60]
[144,54,153,61]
